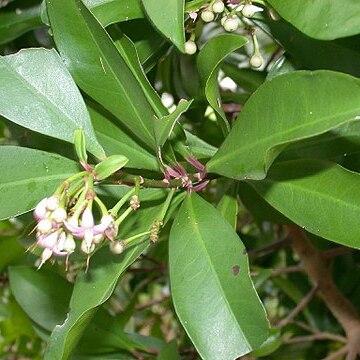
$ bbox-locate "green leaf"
[89,104,159,171]
[9,266,72,332]
[142,0,185,52]
[0,146,78,220]
[197,34,248,136]
[154,99,193,148]
[255,16,360,78]
[207,71,360,180]
[45,195,172,360]
[169,193,269,359]
[74,129,88,164]
[267,0,360,40]
[217,183,239,230]
[94,155,128,180]
[46,0,161,149]
[0,48,104,158]
[86,0,144,27]
[0,5,42,45]
[110,30,166,118]
[249,159,360,249]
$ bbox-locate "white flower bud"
[63,235,76,253]
[33,198,48,221]
[242,4,255,18]
[37,219,52,233]
[223,17,239,32]
[109,240,126,255]
[250,54,263,68]
[212,0,225,14]
[41,232,59,249]
[81,239,95,254]
[39,248,53,268]
[201,10,215,22]
[185,40,197,55]
[46,196,59,211]
[51,207,67,223]
[93,234,104,245]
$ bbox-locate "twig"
[277,286,318,328]
[271,265,305,277]
[247,236,291,257]
[284,332,347,345]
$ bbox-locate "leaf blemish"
[232,265,240,276]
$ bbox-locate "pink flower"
[33,198,48,221]
[65,208,113,251]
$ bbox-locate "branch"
[286,226,360,360]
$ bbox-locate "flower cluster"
[32,172,140,270]
[184,1,264,67]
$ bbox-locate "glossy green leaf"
[279,121,360,162]
[154,99,192,148]
[89,103,159,171]
[110,30,166,117]
[45,193,173,360]
[207,71,360,180]
[0,146,78,220]
[198,34,248,136]
[94,155,128,180]
[267,0,360,40]
[9,266,72,332]
[142,0,185,52]
[46,0,160,148]
[0,5,42,45]
[86,0,144,27]
[169,193,269,359]
[255,16,360,78]
[217,183,239,229]
[0,48,104,158]
[249,159,360,249]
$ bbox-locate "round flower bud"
[63,235,76,253]
[185,40,197,55]
[212,0,225,13]
[46,196,59,211]
[201,10,215,22]
[250,54,263,68]
[242,4,256,18]
[93,234,105,245]
[81,239,95,254]
[223,17,238,32]
[33,198,48,221]
[51,207,67,223]
[110,240,126,255]
[37,219,53,233]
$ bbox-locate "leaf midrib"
[212,110,360,166]
[186,197,251,349]
[79,1,155,145]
